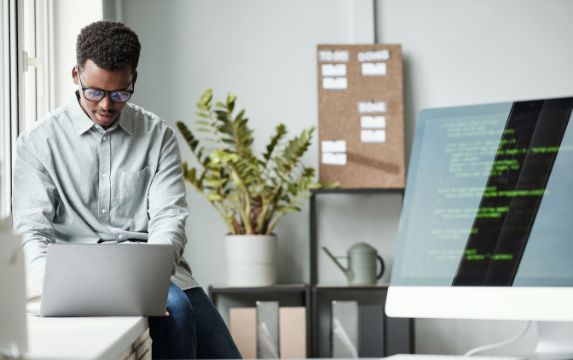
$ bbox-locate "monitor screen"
[391,97,573,288]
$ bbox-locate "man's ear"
[72,66,79,85]
[131,71,138,88]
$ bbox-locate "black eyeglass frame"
[77,70,135,103]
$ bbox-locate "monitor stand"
[530,322,573,360]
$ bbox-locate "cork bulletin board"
[317,44,405,189]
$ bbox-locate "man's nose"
[99,94,114,110]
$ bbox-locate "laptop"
[39,243,173,317]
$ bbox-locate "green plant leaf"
[263,124,287,163]
[210,150,241,164]
[186,166,197,182]
[205,178,227,187]
[322,181,341,189]
[227,93,237,107]
[219,123,234,136]
[235,109,245,122]
[207,193,222,201]
[199,89,212,104]
[307,183,322,189]
[215,110,229,121]
[196,102,209,111]
[176,121,200,151]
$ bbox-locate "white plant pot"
[225,234,277,287]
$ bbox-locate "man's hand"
[165,310,170,317]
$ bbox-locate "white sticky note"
[321,140,346,153]
[361,130,386,143]
[361,63,387,76]
[322,64,347,77]
[358,102,387,113]
[322,153,347,165]
[318,50,349,62]
[357,50,390,62]
[323,77,347,90]
[361,116,386,129]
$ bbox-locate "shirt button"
[101,209,107,214]
[118,235,123,239]
[102,136,107,141]
[102,173,107,178]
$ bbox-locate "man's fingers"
[165,310,170,317]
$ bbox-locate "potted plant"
[177,89,338,287]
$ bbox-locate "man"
[12,20,241,360]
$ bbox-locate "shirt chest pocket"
[117,166,154,219]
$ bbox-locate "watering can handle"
[376,255,385,279]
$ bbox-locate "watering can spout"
[322,246,355,281]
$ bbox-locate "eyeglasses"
[78,71,134,103]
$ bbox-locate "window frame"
[0,0,22,220]
[1,0,52,220]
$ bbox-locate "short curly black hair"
[76,20,141,73]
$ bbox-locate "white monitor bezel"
[386,286,573,321]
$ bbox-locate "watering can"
[322,243,385,285]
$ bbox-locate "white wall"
[122,0,363,290]
[53,0,102,108]
[376,0,573,355]
[377,0,573,167]
[121,0,573,356]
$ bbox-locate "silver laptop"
[40,243,173,317]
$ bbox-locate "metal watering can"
[322,243,385,285]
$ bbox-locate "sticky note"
[323,77,347,90]
[322,153,347,165]
[318,50,349,62]
[322,64,347,77]
[361,63,387,76]
[361,116,386,129]
[358,102,387,113]
[361,130,386,143]
[357,50,390,62]
[321,140,346,153]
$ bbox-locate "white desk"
[25,302,151,360]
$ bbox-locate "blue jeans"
[148,283,242,359]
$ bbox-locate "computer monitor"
[386,97,573,358]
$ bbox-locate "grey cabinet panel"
[359,304,385,357]
[386,316,414,356]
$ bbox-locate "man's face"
[72,59,137,129]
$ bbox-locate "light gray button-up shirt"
[12,92,199,293]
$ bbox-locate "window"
[0,0,52,220]
[23,0,53,129]
[0,0,21,219]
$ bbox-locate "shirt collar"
[68,91,133,136]
[117,105,133,135]
[69,92,95,136]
